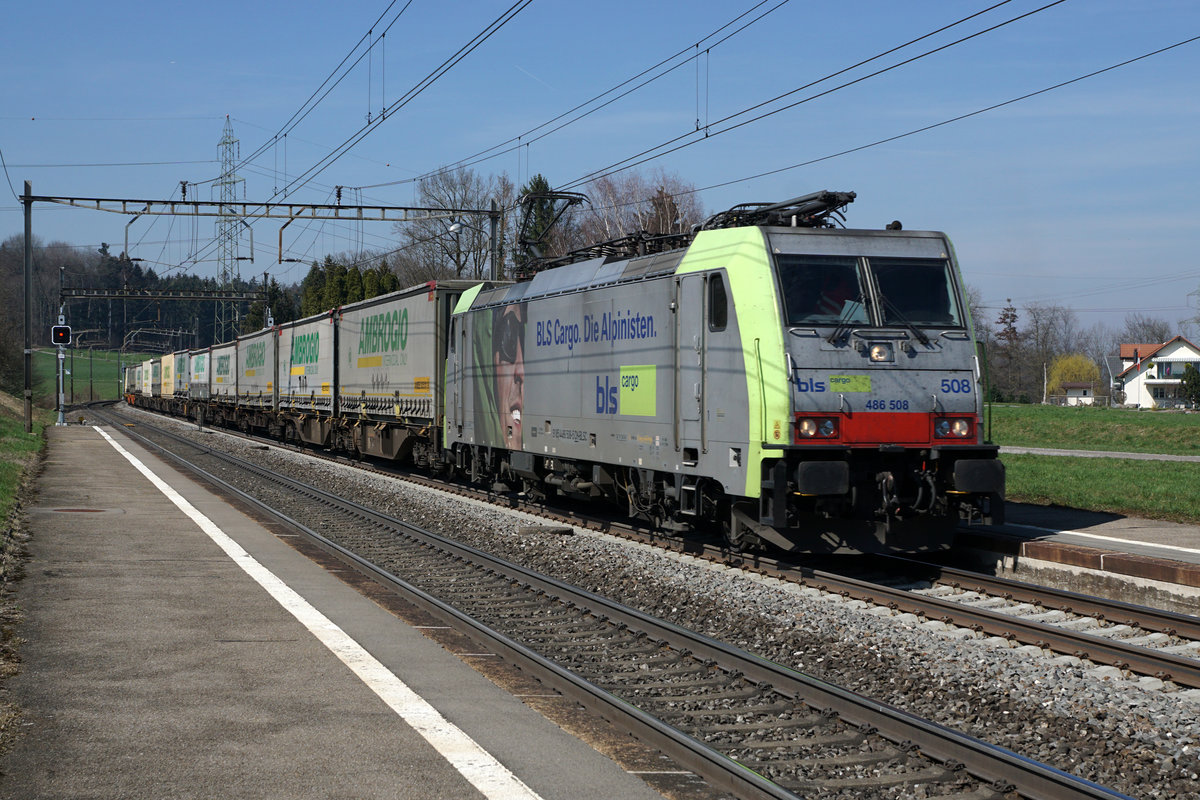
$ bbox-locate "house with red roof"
[1113,336,1200,408]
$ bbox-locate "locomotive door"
[447,317,464,436]
[675,273,706,459]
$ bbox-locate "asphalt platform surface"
[0,424,667,800]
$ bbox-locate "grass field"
[31,348,153,405]
[986,403,1200,523]
[985,402,1200,455]
[1002,453,1200,524]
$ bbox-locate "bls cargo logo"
[795,374,872,393]
[595,366,656,417]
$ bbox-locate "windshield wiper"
[878,295,931,346]
[826,295,865,344]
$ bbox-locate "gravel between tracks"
[149,414,1200,798]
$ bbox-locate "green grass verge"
[986,403,1200,455]
[1003,453,1200,524]
[0,403,48,527]
[32,348,154,404]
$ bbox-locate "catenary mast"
[214,116,245,342]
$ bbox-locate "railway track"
[106,402,1200,691]
[94,405,1139,799]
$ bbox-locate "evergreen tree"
[994,299,1023,401]
[344,265,364,304]
[648,185,681,234]
[377,259,400,294]
[515,174,556,270]
[320,256,347,310]
[362,265,381,299]
[299,261,325,317]
[1182,364,1200,407]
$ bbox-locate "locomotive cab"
[738,227,1004,553]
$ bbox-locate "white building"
[1114,337,1200,409]
[1059,382,1096,406]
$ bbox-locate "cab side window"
[709,273,728,332]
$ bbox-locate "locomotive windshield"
[870,257,962,327]
[778,255,870,326]
[777,253,963,328]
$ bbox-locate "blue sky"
[2,0,1197,334]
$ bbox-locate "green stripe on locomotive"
[675,227,788,500]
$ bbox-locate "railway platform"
[959,503,1200,594]
[0,423,670,800]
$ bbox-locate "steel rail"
[790,563,1200,689]
[890,555,1200,639]
[103,411,1135,800]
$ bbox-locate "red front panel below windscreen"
[841,412,932,445]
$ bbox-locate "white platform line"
[1009,523,1200,557]
[95,426,544,800]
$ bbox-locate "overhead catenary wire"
[363,0,1026,194]
[232,1,414,180]
[682,34,1200,198]
[273,0,531,200]
[560,0,1065,191]
[0,148,19,201]
[164,2,415,269]
[353,0,796,191]
[173,2,530,276]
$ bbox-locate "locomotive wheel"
[723,502,763,552]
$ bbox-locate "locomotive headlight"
[935,417,973,438]
[796,416,839,440]
[868,342,894,362]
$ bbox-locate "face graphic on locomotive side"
[493,302,526,451]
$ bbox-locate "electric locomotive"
[445,191,1003,553]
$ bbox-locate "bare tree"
[571,169,705,250]
[1018,302,1078,400]
[1118,312,1172,345]
[391,168,515,283]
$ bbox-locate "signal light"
[51,325,71,345]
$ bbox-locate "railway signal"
[51,325,71,345]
